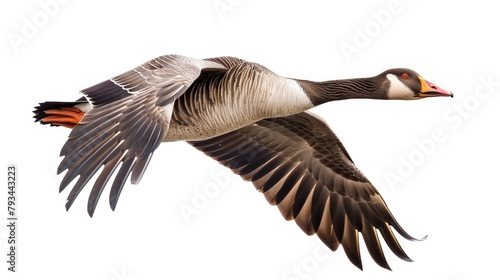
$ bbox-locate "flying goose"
[34,54,452,270]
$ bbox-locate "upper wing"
[58,55,227,217]
[188,111,423,270]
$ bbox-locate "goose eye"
[402,73,409,79]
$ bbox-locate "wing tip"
[88,208,96,218]
[352,259,363,271]
[64,199,73,212]
[418,234,429,242]
[110,199,118,212]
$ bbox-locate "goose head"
[298,68,452,106]
[382,68,453,100]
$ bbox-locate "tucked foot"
[40,107,85,128]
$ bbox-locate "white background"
[1,1,499,279]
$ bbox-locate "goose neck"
[298,77,386,106]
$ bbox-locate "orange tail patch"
[41,107,85,129]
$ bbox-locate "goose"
[33,54,453,270]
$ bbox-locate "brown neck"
[297,76,388,106]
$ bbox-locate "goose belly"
[163,70,313,142]
[165,113,260,142]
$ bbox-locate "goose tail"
[34,98,89,129]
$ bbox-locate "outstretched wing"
[58,55,227,216]
[189,111,423,270]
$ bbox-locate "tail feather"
[34,99,88,128]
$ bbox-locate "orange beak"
[418,77,453,98]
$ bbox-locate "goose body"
[34,54,452,270]
[166,57,314,141]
